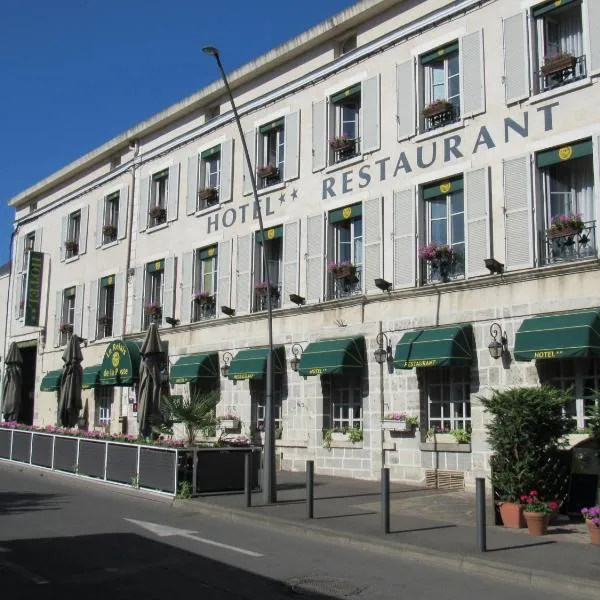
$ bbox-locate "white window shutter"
[162,256,176,326]
[220,139,233,203]
[242,131,256,196]
[138,175,150,232]
[465,167,491,278]
[34,229,43,252]
[74,284,84,337]
[186,155,199,215]
[96,195,104,248]
[112,272,125,338]
[217,240,232,312]
[306,214,324,302]
[54,291,62,347]
[118,186,128,240]
[131,267,145,333]
[396,59,415,140]
[167,164,180,222]
[283,221,300,307]
[60,216,68,262]
[504,156,533,270]
[363,197,383,292]
[79,206,89,255]
[361,75,380,154]
[88,279,98,342]
[15,236,24,273]
[503,13,529,104]
[236,234,252,314]
[14,274,23,319]
[283,111,300,181]
[312,99,326,172]
[393,188,416,289]
[587,1,600,73]
[460,30,485,116]
[180,251,194,324]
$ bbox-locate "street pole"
[203,46,276,504]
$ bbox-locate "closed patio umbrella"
[58,335,83,427]
[1,343,24,421]
[138,323,163,438]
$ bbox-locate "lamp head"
[374,278,392,292]
[202,46,219,57]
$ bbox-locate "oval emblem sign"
[439,182,452,194]
[558,146,573,161]
[342,207,352,219]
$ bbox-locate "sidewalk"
[179,471,600,598]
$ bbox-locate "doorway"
[19,345,37,425]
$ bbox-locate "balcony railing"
[253,286,281,312]
[542,220,596,266]
[539,54,586,93]
[327,267,362,300]
[423,104,459,132]
[421,256,464,284]
[331,138,360,164]
[192,302,217,322]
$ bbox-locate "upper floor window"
[97,275,116,339]
[149,170,168,227]
[60,287,76,345]
[330,85,361,163]
[337,34,357,57]
[103,192,120,245]
[257,120,284,188]
[65,210,81,259]
[22,232,35,272]
[253,227,282,312]
[192,246,218,321]
[144,260,164,329]
[198,147,221,210]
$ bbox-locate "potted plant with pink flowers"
[549,213,584,238]
[581,506,600,545]
[520,490,552,536]
[541,52,576,76]
[328,260,356,280]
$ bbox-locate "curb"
[176,498,600,600]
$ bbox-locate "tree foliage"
[161,390,219,447]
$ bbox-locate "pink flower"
[530,490,538,496]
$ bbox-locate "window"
[537,140,595,265]
[198,147,221,210]
[424,367,471,433]
[149,170,168,228]
[256,395,282,431]
[337,34,357,57]
[257,120,284,188]
[110,155,121,170]
[253,227,282,311]
[65,211,81,259]
[327,205,362,299]
[205,105,220,121]
[421,177,465,283]
[97,275,115,339]
[103,192,120,245]
[420,42,460,132]
[331,379,362,431]
[144,260,164,329]
[330,85,361,163]
[534,0,585,92]
[22,232,35,272]
[192,246,218,321]
[95,387,113,427]
[60,287,76,345]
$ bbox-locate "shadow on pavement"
[315,511,378,520]
[0,492,63,517]
[486,540,556,553]
[391,524,457,535]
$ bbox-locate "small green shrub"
[347,427,363,443]
[450,429,471,444]
[177,480,192,499]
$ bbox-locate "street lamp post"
[203,46,276,504]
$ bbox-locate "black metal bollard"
[306,460,314,519]
[476,477,487,552]
[244,452,252,508]
[381,467,390,534]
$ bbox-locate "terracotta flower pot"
[499,502,525,529]
[587,521,600,545]
[524,511,550,536]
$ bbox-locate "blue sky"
[0,0,354,264]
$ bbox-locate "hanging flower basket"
[64,239,79,253]
[149,206,167,221]
[102,224,117,237]
[327,261,356,279]
[192,291,215,306]
[254,281,278,297]
[59,323,73,335]
[257,164,279,180]
[422,99,453,118]
[549,213,584,238]
[197,188,218,203]
[541,53,576,76]
[329,136,355,152]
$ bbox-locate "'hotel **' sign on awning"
[24,251,43,327]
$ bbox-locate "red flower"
[527,498,533,503]
[529,490,538,496]
[547,501,558,510]
[520,495,527,502]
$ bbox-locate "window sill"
[326,440,363,449]
[65,255,80,264]
[413,120,465,143]
[257,181,285,196]
[195,204,220,218]
[146,222,168,233]
[101,240,118,250]
[420,442,471,453]
[325,154,363,174]
[275,439,308,448]
[528,77,592,105]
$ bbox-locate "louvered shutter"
[74,284,84,337]
[138,176,150,232]
[96,196,104,248]
[283,221,300,307]
[396,59,415,140]
[162,256,176,325]
[460,30,485,116]
[393,188,416,289]
[180,251,194,324]
[187,155,199,215]
[34,229,43,252]
[361,75,380,154]
[88,279,98,341]
[306,214,324,302]
[118,186,128,240]
[312,99,326,172]
[15,236,24,273]
[587,1,600,74]
[60,216,68,261]
[236,234,252,314]
[54,291,62,347]
[504,156,533,270]
[284,111,300,181]
[363,197,383,293]
[242,131,256,196]
[167,164,180,222]
[217,240,232,312]
[14,274,23,319]
[465,167,491,278]
[220,140,233,203]
[112,272,125,338]
[79,206,89,255]
[131,267,145,333]
[503,13,529,104]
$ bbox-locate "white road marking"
[125,518,263,558]
[0,557,48,584]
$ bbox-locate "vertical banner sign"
[24,251,43,327]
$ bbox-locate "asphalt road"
[0,463,584,599]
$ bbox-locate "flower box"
[549,226,581,238]
[328,263,356,280]
[192,292,215,306]
[145,304,162,317]
[257,165,279,180]
[149,206,167,221]
[102,224,118,237]
[329,137,355,152]
[59,323,74,335]
[382,420,409,431]
[97,315,112,326]
[541,54,576,76]
[197,188,218,203]
[254,282,279,297]
[422,100,453,118]
[64,240,79,252]
[219,418,240,430]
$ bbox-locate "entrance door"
[19,346,37,425]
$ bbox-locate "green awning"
[256,225,283,244]
[422,176,463,200]
[421,41,459,65]
[40,370,62,392]
[331,84,361,104]
[170,353,219,384]
[533,0,578,18]
[394,325,474,369]
[82,365,102,389]
[228,346,284,380]
[536,139,592,168]
[298,336,366,377]
[514,309,600,361]
[329,203,362,224]
[99,340,141,386]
